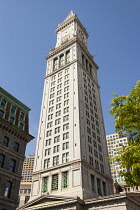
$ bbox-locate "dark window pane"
[13,142,19,152]
[9,160,16,172]
[0,155,5,168]
[19,122,24,129]
[1,99,6,108]
[11,106,16,114]
[9,116,15,124]
[0,110,4,117]
[4,182,12,198]
[20,112,25,120]
[2,137,9,147]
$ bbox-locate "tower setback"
[31,12,113,200]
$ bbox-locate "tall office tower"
[19,155,35,207]
[0,87,34,210]
[31,12,113,200]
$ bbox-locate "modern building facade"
[31,12,113,202]
[18,155,35,207]
[0,87,34,210]
[106,133,127,185]
[106,133,140,193]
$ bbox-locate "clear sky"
[0,0,140,156]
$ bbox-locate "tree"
[109,81,140,187]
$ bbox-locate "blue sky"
[0,1,140,156]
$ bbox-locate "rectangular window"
[57,84,62,89]
[4,182,12,198]
[56,96,62,102]
[53,58,58,70]
[62,171,68,189]
[62,153,69,163]
[2,136,9,147]
[100,164,104,174]
[48,114,53,120]
[46,139,51,146]
[95,160,99,170]
[59,54,64,67]
[54,127,60,134]
[56,110,61,117]
[63,132,69,140]
[64,107,69,114]
[63,123,69,131]
[66,50,70,63]
[57,90,62,96]
[64,93,69,99]
[52,174,58,191]
[47,122,53,128]
[50,93,55,99]
[0,99,6,108]
[63,115,69,122]
[54,136,60,143]
[49,100,54,106]
[0,154,5,168]
[46,130,52,137]
[58,78,62,83]
[53,156,59,166]
[19,112,25,120]
[64,86,69,92]
[91,174,96,192]
[62,142,69,150]
[48,106,54,113]
[55,118,61,125]
[89,156,93,166]
[9,160,16,172]
[102,181,107,196]
[64,80,69,86]
[44,159,50,168]
[9,116,15,124]
[45,148,51,156]
[42,177,48,193]
[10,106,16,114]
[64,99,69,106]
[53,145,60,153]
[56,103,61,109]
[65,74,69,79]
[13,142,19,152]
[97,178,102,196]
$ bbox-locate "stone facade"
[31,11,113,202]
[0,87,34,210]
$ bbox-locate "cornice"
[0,87,31,112]
[0,118,34,143]
[45,36,99,70]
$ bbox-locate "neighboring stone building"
[0,87,34,210]
[17,192,140,210]
[30,11,113,203]
[18,155,35,207]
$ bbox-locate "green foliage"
[109,81,140,187]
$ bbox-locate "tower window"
[53,156,59,166]
[62,171,68,189]
[66,50,70,63]
[52,174,58,191]
[20,112,25,120]
[44,159,50,168]
[53,58,58,70]
[59,54,64,67]
[62,152,69,163]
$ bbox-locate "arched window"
[0,154,5,168]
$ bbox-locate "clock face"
[79,30,84,40]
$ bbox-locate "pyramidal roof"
[56,12,88,37]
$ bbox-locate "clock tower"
[31,12,113,200]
